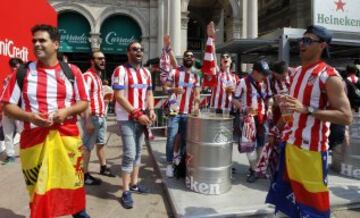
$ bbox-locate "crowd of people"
[0,21,359,218]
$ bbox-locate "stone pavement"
[0,115,171,218]
[0,114,360,218]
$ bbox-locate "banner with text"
[313,0,360,33]
[58,12,91,53]
[100,15,141,54]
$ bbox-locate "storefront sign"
[313,0,360,33]
[100,15,141,54]
[58,12,91,53]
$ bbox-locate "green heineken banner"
[313,0,360,33]
[100,15,141,54]
[58,12,91,53]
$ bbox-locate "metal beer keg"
[186,112,234,195]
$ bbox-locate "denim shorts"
[81,116,107,151]
[118,120,145,173]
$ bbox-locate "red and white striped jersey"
[210,70,239,110]
[234,75,272,123]
[283,61,339,152]
[347,75,359,84]
[1,61,89,130]
[112,64,152,121]
[268,75,291,95]
[167,67,200,114]
[160,48,171,85]
[83,68,105,117]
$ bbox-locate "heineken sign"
[58,12,91,53]
[313,0,360,33]
[100,15,141,54]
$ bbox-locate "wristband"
[131,108,144,120]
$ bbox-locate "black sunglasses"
[131,47,144,52]
[221,55,230,59]
[299,37,322,46]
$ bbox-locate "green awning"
[58,12,91,53]
[100,15,142,54]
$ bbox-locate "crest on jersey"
[307,75,317,86]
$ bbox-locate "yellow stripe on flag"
[285,143,328,193]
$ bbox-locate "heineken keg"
[332,112,360,179]
[185,112,234,195]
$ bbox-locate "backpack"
[16,61,74,91]
[345,79,360,109]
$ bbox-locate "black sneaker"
[120,191,133,209]
[2,156,15,165]
[130,184,149,194]
[100,165,116,177]
[246,170,259,183]
[84,173,102,185]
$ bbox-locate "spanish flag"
[20,123,86,218]
[266,142,330,218]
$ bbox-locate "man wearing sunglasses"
[82,51,115,186]
[266,25,352,218]
[112,41,156,209]
[203,21,239,114]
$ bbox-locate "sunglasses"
[221,55,230,59]
[184,54,194,58]
[94,57,105,60]
[299,37,322,46]
[131,47,144,52]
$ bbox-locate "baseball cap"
[304,25,332,44]
[253,60,271,76]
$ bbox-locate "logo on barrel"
[214,128,232,143]
[186,176,220,195]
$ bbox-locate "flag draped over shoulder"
[20,122,85,218]
[266,143,330,218]
[201,37,217,87]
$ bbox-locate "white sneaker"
[166,164,174,178]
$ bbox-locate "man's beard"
[183,60,193,68]
[95,64,104,72]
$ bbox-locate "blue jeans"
[72,210,90,218]
[165,114,188,163]
[118,120,145,173]
[81,116,107,151]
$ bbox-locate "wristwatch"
[307,106,316,115]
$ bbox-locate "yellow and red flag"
[20,123,85,218]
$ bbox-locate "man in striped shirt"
[112,41,156,209]
[233,59,272,183]
[163,50,201,178]
[266,25,352,218]
[2,24,90,218]
[82,51,115,186]
[204,21,239,113]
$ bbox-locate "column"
[158,0,165,53]
[181,11,189,52]
[241,0,247,39]
[169,0,182,57]
[247,0,258,39]
[89,33,102,52]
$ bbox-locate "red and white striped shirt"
[234,75,271,123]
[1,61,89,130]
[83,68,105,117]
[283,61,339,152]
[347,75,359,84]
[112,64,152,121]
[167,67,200,114]
[210,70,239,110]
